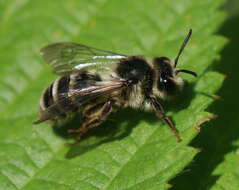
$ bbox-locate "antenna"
[174,29,192,68]
[175,69,197,77]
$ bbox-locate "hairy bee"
[34,29,196,142]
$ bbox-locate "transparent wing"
[34,80,128,124]
[40,42,128,75]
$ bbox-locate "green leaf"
[0,0,225,190]
[210,173,239,190]
[209,2,239,190]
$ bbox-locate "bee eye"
[158,78,177,95]
[160,78,168,83]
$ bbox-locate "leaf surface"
[0,0,226,189]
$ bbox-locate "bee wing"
[40,42,128,75]
[34,80,127,124]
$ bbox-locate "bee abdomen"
[69,71,101,90]
[38,71,103,123]
[39,75,74,116]
[68,71,102,104]
[40,83,54,110]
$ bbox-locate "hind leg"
[68,100,114,140]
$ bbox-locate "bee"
[34,29,197,142]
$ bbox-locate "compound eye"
[158,77,177,95]
[160,78,168,83]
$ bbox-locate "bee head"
[153,29,197,97]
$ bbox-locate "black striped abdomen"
[40,83,54,109]
[38,71,102,121]
[39,75,73,117]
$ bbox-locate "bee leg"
[75,100,113,140]
[148,96,182,142]
[67,102,106,134]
